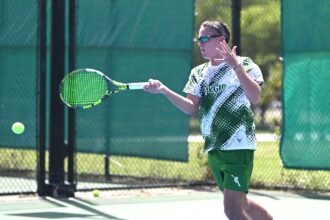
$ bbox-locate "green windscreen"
[74,0,194,161]
[0,0,193,162]
[280,0,330,169]
[0,0,38,149]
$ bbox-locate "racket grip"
[128,82,147,90]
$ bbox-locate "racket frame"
[60,68,147,109]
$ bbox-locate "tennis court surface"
[0,187,329,220]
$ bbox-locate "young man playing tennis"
[144,20,272,220]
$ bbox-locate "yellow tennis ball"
[92,189,100,197]
[12,122,25,134]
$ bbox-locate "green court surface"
[0,188,329,220]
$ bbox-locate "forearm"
[234,64,261,104]
[162,87,198,115]
[143,79,199,115]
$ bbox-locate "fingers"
[144,79,163,94]
[218,40,235,53]
[232,45,237,55]
[216,41,232,57]
[147,79,161,88]
[216,41,239,68]
[216,47,226,55]
[218,41,230,52]
[215,47,225,61]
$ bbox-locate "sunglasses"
[197,35,221,43]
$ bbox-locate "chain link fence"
[75,0,330,193]
[0,0,39,194]
[0,0,329,195]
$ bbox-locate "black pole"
[37,0,47,197]
[231,0,241,55]
[105,155,111,180]
[48,0,67,197]
[68,0,76,186]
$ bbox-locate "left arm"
[216,41,261,104]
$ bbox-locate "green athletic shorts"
[208,149,254,193]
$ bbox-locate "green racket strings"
[61,71,108,108]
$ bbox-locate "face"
[197,26,224,60]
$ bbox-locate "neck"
[210,58,223,66]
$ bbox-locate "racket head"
[59,68,112,109]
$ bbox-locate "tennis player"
[144,20,272,220]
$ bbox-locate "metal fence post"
[231,0,241,54]
[47,0,74,197]
[67,0,76,190]
[37,0,47,197]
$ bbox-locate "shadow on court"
[297,192,330,201]
[8,212,94,219]
[0,188,330,220]
[5,197,127,220]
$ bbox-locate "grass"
[77,139,330,192]
[253,141,330,192]
[0,136,330,192]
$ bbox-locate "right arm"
[144,79,200,116]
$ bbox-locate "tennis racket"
[59,68,147,109]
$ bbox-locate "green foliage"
[260,61,282,106]
[241,1,281,78]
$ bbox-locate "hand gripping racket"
[59,68,147,109]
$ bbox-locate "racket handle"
[128,82,147,90]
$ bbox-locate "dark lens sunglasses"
[197,35,221,43]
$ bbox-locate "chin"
[201,54,210,59]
